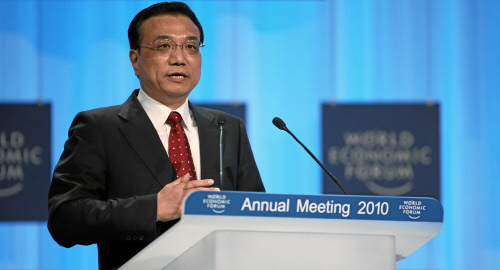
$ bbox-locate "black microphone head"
[272,117,286,130]
[217,115,227,125]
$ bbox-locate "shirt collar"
[137,88,192,131]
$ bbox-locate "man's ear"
[129,49,140,77]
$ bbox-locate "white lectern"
[120,192,443,270]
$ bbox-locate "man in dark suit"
[48,2,265,269]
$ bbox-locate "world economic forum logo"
[0,131,43,197]
[202,194,231,213]
[398,200,426,219]
[328,129,433,196]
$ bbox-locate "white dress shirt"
[137,89,201,180]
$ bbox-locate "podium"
[120,191,443,270]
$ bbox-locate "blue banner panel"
[322,104,440,201]
[0,104,51,221]
[195,103,246,124]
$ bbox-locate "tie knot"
[167,111,183,126]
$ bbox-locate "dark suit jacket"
[48,90,265,270]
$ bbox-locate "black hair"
[128,1,204,50]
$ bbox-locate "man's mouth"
[168,72,187,79]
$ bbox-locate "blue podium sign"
[322,104,440,200]
[184,191,443,223]
[0,104,51,221]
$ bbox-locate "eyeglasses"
[138,39,205,56]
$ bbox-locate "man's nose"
[168,45,187,65]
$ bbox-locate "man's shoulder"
[66,105,125,134]
[78,90,142,120]
[83,104,123,118]
[75,104,123,123]
[72,91,141,126]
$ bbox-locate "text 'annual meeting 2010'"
[240,198,351,218]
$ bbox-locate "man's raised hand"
[156,173,219,222]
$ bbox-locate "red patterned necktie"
[166,111,196,181]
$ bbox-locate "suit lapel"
[118,90,175,188]
[190,103,221,186]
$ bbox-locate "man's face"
[130,15,202,108]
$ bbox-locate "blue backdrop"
[1,0,499,269]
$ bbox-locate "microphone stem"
[284,128,349,195]
[219,124,224,189]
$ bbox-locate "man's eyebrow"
[184,36,200,41]
[154,35,200,42]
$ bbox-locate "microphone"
[217,115,226,189]
[272,117,349,195]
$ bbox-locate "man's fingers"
[171,174,190,185]
[180,173,191,183]
[170,173,189,185]
[181,187,220,200]
[194,187,220,192]
[183,179,215,189]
